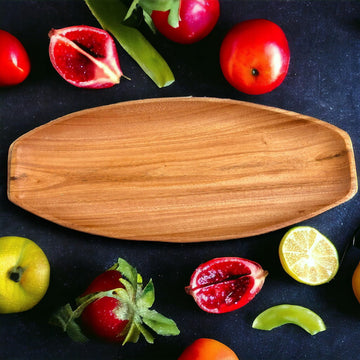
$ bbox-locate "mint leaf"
[84,0,175,87]
[141,309,180,336]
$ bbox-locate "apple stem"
[9,266,25,283]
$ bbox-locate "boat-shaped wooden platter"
[7,97,358,242]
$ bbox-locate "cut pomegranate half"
[185,257,268,314]
[48,25,122,89]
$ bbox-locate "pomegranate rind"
[48,25,122,89]
[186,257,267,314]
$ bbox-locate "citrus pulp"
[279,226,338,285]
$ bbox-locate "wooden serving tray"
[7,97,358,242]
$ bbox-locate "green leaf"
[122,321,141,345]
[138,0,179,13]
[115,257,138,289]
[84,0,175,88]
[49,303,73,330]
[167,0,181,28]
[49,304,89,343]
[141,309,180,336]
[125,0,140,20]
[108,287,132,304]
[142,9,157,33]
[65,316,89,343]
[120,277,136,300]
[135,321,155,344]
[136,278,155,308]
[138,0,181,28]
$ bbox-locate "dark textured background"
[1,1,360,359]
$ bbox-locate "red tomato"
[220,19,290,95]
[0,29,30,86]
[178,338,239,360]
[151,0,220,44]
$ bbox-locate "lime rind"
[252,304,326,335]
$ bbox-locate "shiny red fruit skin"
[220,19,290,95]
[151,0,220,44]
[48,25,122,89]
[0,29,30,86]
[81,270,129,342]
[186,257,267,314]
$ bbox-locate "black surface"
[1,1,360,359]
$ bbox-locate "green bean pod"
[85,0,175,88]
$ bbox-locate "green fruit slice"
[279,226,339,286]
[252,304,326,335]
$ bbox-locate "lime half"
[279,226,339,285]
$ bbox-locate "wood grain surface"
[7,97,358,242]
